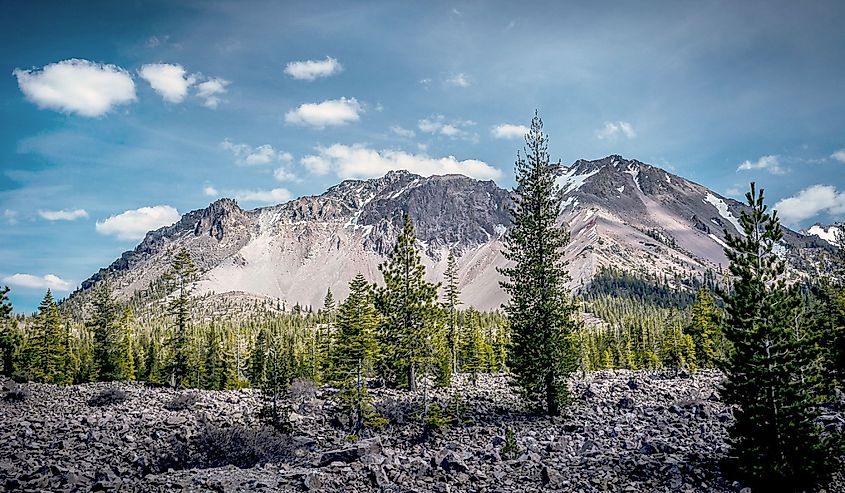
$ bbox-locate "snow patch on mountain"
[560,166,601,195]
[805,224,840,245]
[703,193,743,235]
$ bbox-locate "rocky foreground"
[1,371,843,492]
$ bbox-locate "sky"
[1,0,845,312]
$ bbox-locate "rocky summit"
[3,370,842,492]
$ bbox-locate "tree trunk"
[545,370,559,416]
[408,360,416,391]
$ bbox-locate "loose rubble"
[1,371,842,492]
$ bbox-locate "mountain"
[71,156,830,313]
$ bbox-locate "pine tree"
[116,306,137,380]
[88,280,121,381]
[165,248,197,388]
[498,112,579,415]
[249,328,269,388]
[316,288,336,383]
[0,286,19,376]
[687,288,721,368]
[332,274,381,433]
[720,183,836,490]
[443,250,461,376]
[24,290,71,384]
[375,213,443,391]
[460,308,485,386]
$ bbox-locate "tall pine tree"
[24,290,71,384]
[498,112,578,415]
[720,182,836,490]
[686,288,721,368]
[443,250,461,376]
[375,213,443,391]
[88,280,121,381]
[165,248,197,388]
[0,286,18,376]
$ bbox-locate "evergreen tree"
[332,274,381,433]
[316,288,336,383]
[88,280,121,381]
[720,183,836,490]
[165,248,197,388]
[249,328,269,387]
[24,290,71,384]
[116,306,137,380]
[460,308,485,386]
[686,288,721,367]
[443,250,461,376]
[375,213,443,390]
[498,112,578,415]
[0,286,18,376]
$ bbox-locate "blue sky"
[2,0,844,312]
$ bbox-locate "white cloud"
[273,167,298,182]
[832,149,845,164]
[300,144,502,181]
[196,77,229,109]
[38,209,88,221]
[203,185,219,196]
[221,139,292,166]
[491,124,529,140]
[13,59,136,117]
[596,121,637,140]
[233,188,291,204]
[95,205,180,241]
[138,63,197,103]
[736,155,785,175]
[390,125,415,138]
[725,186,743,198]
[774,184,845,225]
[284,56,343,80]
[446,73,470,87]
[285,97,362,128]
[417,115,475,139]
[3,209,18,225]
[2,273,73,292]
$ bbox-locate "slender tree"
[316,288,336,383]
[720,182,836,490]
[375,213,443,391]
[165,248,197,388]
[116,305,137,380]
[332,274,381,433]
[88,280,121,381]
[443,250,461,375]
[498,112,578,415]
[24,290,71,384]
[0,286,18,376]
[686,288,721,368]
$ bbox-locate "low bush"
[88,388,129,407]
[155,419,292,471]
[3,387,29,403]
[164,392,199,411]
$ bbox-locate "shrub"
[3,387,28,403]
[156,419,291,471]
[88,388,129,407]
[501,427,520,459]
[164,392,199,411]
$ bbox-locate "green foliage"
[165,248,197,388]
[422,402,453,432]
[0,286,20,376]
[581,266,721,309]
[720,183,837,490]
[686,288,722,368]
[20,290,72,384]
[501,427,520,459]
[374,213,444,391]
[498,112,578,415]
[443,249,461,379]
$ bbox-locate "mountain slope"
[72,156,829,313]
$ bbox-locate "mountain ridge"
[71,156,831,313]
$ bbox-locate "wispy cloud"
[38,209,89,221]
[300,143,501,181]
[1,273,73,292]
[13,59,136,117]
[284,56,342,80]
[832,149,845,164]
[446,73,470,87]
[417,114,476,140]
[203,185,219,197]
[285,97,362,128]
[736,155,785,175]
[596,121,636,140]
[390,125,415,138]
[95,205,180,240]
[3,209,18,225]
[233,188,291,203]
[196,77,229,109]
[221,139,292,166]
